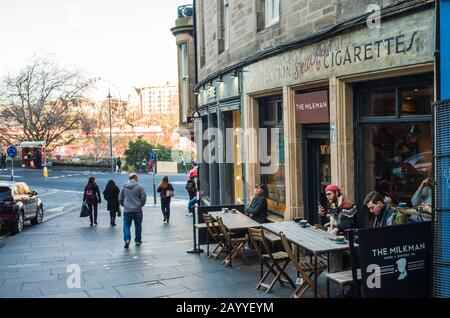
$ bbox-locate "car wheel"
[10,212,24,235]
[31,206,44,225]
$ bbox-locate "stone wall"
[196,0,416,83]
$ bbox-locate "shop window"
[362,122,431,206]
[400,84,433,115]
[200,116,210,199]
[356,74,433,226]
[361,88,396,117]
[259,96,285,216]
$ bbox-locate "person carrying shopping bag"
[157,176,174,224]
[83,176,101,226]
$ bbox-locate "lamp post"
[107,91,114,174]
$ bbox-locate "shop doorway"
[302,125,331,225]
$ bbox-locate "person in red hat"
[318,184,358,235]
[186,166,199,216]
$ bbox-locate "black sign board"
[357,222,432,298]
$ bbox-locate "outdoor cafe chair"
[216,216,249,267]
[203,213,226,260]
[248,227,296,293]
[279,231,328,298]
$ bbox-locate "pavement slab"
[0,171,339,298]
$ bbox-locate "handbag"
[166,190,175,197]
[80,201,90,217]
[117,207,122,217]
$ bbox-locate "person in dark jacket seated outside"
[244,183,268,223]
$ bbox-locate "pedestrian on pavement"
[186,166,199,216]
[119,172,147,248]
[103,180,121,226]
[83,176,101,226]
[116,157,122,172]
[157,176,174,224]
[0,152,6,170]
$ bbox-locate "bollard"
[43,166,48,179]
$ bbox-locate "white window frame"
[180,43,189,79]
[224,0,230,51]
[265,0,280,28]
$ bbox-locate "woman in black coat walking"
[83,176,101,226]
[157,176,174,224]
[103,180,121,226]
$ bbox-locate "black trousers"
[87,203,98,223]
[109,210,116,224]
[161,197,171,220]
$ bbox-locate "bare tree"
[0,56,93,151]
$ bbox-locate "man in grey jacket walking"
[119,173,147,248]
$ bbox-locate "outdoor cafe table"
[209,211,261,267]
[262,221,354,298]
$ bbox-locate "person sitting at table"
[318,184,358,235]
[411,174,432,214]
[244,183,268,224]
[375,180,398,207]
[364,191,395,228]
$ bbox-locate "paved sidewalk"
[0,200,333,298]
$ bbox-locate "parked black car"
[0,182,43,234]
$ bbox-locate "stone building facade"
[195,0,436,225]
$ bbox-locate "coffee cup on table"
[299,220,308,227]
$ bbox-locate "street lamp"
[107,91,114,174]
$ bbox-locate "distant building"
[127,87,143,120]
[127,83,179,124]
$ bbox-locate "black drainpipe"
[193,0,199,88]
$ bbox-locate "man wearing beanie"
[318,184,358,235]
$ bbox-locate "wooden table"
[262,221,353,298]
[209,211,260,267]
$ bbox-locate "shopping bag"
[166,190,175,197]
[80,202,90,217]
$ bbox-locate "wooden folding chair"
[203,213,226,260]
[216,217,249,267]
[248,228,296,293]
[279,231,327,298]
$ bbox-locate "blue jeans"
[188,197,197,214]
[123,212,143,243]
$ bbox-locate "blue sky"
[0,0,191,99]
